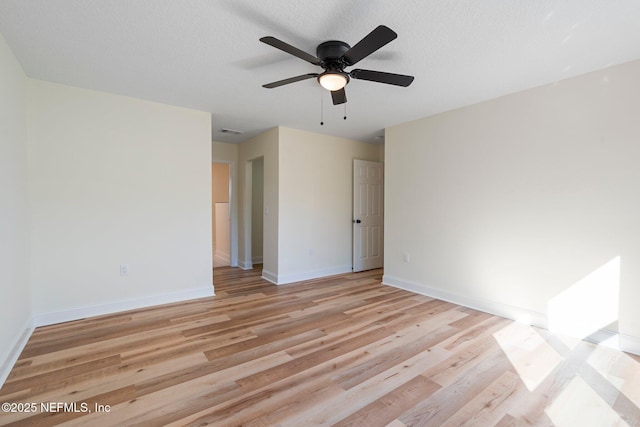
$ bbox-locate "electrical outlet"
[403,253,410,263]
[120,264,129,276]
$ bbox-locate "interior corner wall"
[237,127,279,278]
[27,79,213,324]
[212,140,239,267]
[384,59,640,352]
[251,157,264,263]
[377,142,385,162]
[277,127,381,284]
[0,32,33,384]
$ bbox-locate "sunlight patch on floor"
[493,322,563,391]
[546,376,630,427]
[588,345,640,410]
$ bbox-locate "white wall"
[0,32,33,384]
[277,127,381,283]
[28,80,213,324]
[385,59,640,353]
[238,128,279,278]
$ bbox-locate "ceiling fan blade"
[263,73,319,88]
[350,69,414,87]
[260,36,321,65]
[342,25,397,66]
[331,88,347,105]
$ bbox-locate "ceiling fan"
[260,25,414,105]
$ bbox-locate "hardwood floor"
[2,266,640,426]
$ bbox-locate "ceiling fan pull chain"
[320,89,324,126]
[344,103,347,121]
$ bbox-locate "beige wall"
[212,140,239,164]
[277,127,381,283]
[0,32,32,383]
[28,80,213,323]
[385,59,640,353]
[234,126,381,283]
[212,163,230,203]
[238,128,279,277]
[251,157,264,263]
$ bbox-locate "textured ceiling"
[1,0,640,144]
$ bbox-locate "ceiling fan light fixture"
[261,26,414,105]
[318,72,348,91]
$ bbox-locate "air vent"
[219,128,244,135]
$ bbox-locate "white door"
[353,159,384,272]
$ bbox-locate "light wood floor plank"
[2,265,640,426]
[333,375,441,427]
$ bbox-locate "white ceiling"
[1,0,640,144]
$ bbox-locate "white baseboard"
[238,256,264,269]
[239,263,353,285]
[582,328,618,346]
[33,286,215,327]
[262,269,277,284]
[620,333,640,356]
[382,274,547,328]
[0,316,34,388]
[238,259,253,270]
[1,286,215,388]
[275,265,353,285]
[382,274,640,357]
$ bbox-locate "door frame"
[241,156,265,270]
[212,160,238,268]
[353,159,384,272]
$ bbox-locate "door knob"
[355,219,361,223]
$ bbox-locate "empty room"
[1,1,640,426]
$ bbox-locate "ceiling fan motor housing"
[316,40,351,69]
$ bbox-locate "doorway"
[353,159,384,272]
[212,162,231,267]
[243,156,264,269]
[250,157,264,265]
